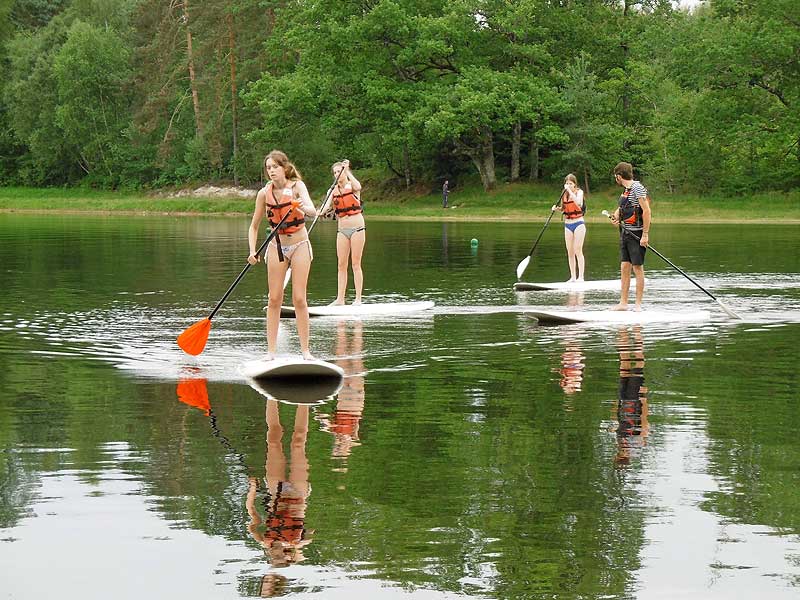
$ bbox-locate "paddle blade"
[283,267,292,290]
[176,378,211,415]
[177,318,212,355]
[717,299,742,320]
[516,256,531,281]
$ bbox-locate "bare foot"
[576,277,585,283]
[302,351,316,361]
[264,353,275,361]
[352,299,362,306]
[610,303,628,311]
[633,304,642,312]
[328,299,344,306]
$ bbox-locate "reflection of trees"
[9,305,800,597]
[689,333,800,534]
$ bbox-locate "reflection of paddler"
[174,380,311,595]
[559,345,585,395]
[317,320,365,463]
[614,326,649,467]
[247,400,314,568]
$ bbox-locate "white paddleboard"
[248,375,344,405]
[280,301,435,318]
[526,309,710,325]
[514,280,634,292]
[241,357,345,380]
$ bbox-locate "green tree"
[53,21,133,185]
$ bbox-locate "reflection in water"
[558,339,585,395]
[247,401,314,576]
[175,381,314,596]
[613,326,649,467]
[317,320,365,469]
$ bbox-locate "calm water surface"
[1,213,799,599]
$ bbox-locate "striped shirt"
[619,181,648,232]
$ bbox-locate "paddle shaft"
[207,207,293,321]
[525,190,566,257]
[605,211,740,317]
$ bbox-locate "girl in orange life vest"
[321,159,366,305]
[248,150,317,360]
[551,173,587,282]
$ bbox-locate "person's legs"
[265,245,290,357]
[349,229,366,303]
[573,224,587,281]
[613,262,632,310]
[564,227,576,281]
[333,232,351,305]
[289,243,314,359]
[632,264,645,310]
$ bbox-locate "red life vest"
[333,184,362,217]
[266,183,305,234]
[562,190,584,219]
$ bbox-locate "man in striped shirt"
[610,162,651,311]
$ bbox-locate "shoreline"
[1,207,797,224]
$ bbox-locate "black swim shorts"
[620,232,647,266]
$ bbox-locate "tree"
[53,21,133,183]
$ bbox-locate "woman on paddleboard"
[248,150,317,360]
[322,159,365,305]
[552,173,586,282]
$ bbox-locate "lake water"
[1,213,799,599]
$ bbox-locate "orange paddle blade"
[176,378,211,415]
[177,318,212,355]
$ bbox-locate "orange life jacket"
[333,184,362,217]
[266,183,305,234]
[562,190,584,219]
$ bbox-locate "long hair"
[264,150,302,182]
[565,173,581,190]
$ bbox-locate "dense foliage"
[0,0,797,193]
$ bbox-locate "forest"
[0,0,797,194]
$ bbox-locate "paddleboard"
[241,357,345,380]
[248,375,344,405]
[280,301,435,318]
[526,309,710,325]
[514,280,634,292]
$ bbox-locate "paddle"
[177,205,296,356]
[601,210,741,319]
[282,164,348,289]
[515,190,566,281]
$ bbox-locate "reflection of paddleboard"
[526,309,710,325]
[241,357,345,380]
[514,280,633,292]
[280,301,435,318]
[248,375,343,405]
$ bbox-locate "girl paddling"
[248,150,317,359]
[322,159,365,305]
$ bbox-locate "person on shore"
[442,179,449,208]
[609,162,651,311]
[322,159,365,306]
[248,150,317,359]
[552,173,586,282]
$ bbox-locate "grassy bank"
[1,184,798,222]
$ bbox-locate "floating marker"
[470,238,479,246]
